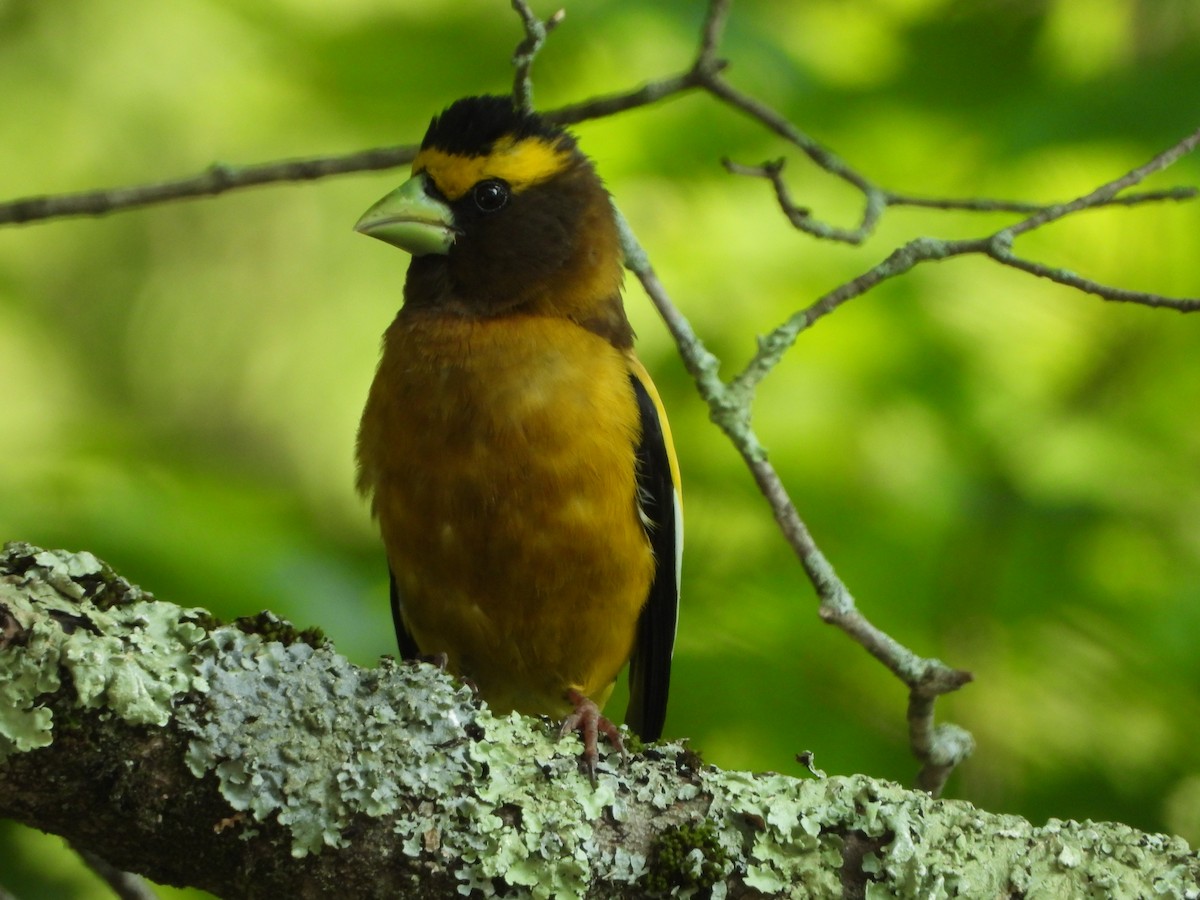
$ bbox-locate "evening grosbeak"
[354,95,681,771]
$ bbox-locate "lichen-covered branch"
[3,544,1198,900]
[2,0,1196,833]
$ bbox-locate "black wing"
[624,372,680,741]
[389,567,421,660]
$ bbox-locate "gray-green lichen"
[0,543,207,760]
[6,542,1198,898]
[180,623,642,896]
[183,625,634,896]
[697,770,1200,899]
[1,541,635,895]
[179,627,479,857]
[456,712,621,898]
[704,771,844,898]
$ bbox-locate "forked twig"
[617,210,975,794]
[510,0,565,112]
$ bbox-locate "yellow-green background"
[3,0,1199,895]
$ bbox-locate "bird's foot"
[559,689,625,781]
[403,651,449,670]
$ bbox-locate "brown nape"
[403,152,633,349]
[578,295,635,351]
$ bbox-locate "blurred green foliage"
[3,0,1200,895]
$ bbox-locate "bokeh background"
[3,0,1199,895]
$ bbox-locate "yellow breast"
[357,310,654,718]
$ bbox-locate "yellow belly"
[357,310,653,718]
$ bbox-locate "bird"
[353,95,681,773]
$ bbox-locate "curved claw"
[560,689,625,781]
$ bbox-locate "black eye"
[472,179,510,213]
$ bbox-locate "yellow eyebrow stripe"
[413,135,573,201]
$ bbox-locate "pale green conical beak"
[354,175,457,256]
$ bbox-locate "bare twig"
[544,73,705,126]
[888,186,1198,214]
[722,157,885,244]
[986,246,1200,311]
[616,210,974,796]
[697,47,1200,252]
[0,145,416,226]
[1004,123,1200,239]
[733,125,1200,403]
[732,239,934,398]
[694,0,732,70]
[701,74,877,198]
[909,694,976,796]
[72,846,160,900]
[0,73,709,227]
[722,158,813,226]
[510,1,565,112]
[726,156,1199,238]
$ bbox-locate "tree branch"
[737,120,1200,397]
[0,146,417,226]
[887,185,1199,214]
[1002,124,1200,239]
[4,544,1197,898]
[509,1,565,113]
[617,214,974,796]
[722,156,1199,237]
